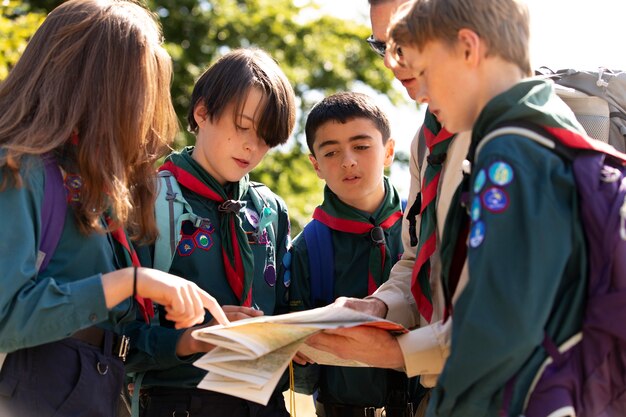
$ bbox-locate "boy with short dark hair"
[385,0,591,415]
[125,48,296,417]
[288,92,422,417]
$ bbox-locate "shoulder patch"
[469,220,486,248]
[473,169,487,193]
[482,187,510,213]
[488,161,514,186]
[470,196,482,221]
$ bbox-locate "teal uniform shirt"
[125,147,291,389]
[288,178,422,407]
[429,80,587,417]
[0,155,133,353]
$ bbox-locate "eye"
[355,145,370,151]
[323,151,337,158]
[236,124,250,132]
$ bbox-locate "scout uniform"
[429,79,588,416]
[125,148,291,417]
[0,155,135,416]
[288,178,423,417]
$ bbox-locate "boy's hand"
[333,296,388,318]
[306,326,404,369]
[175,305,264,356]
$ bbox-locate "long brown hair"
[0,0,179,242]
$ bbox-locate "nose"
[341,152,357,169]
[415,84,429,105]
[243,136,261,152]
[383,49,396,71]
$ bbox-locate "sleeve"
[371,129,422,328]
[428,136,579,417]
[123,316,191,373]
[397,318,451,383]
[0,164,109,353]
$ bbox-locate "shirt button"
[89,313,98,323]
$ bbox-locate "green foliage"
[0,1,45,79]
[6,0,406,234]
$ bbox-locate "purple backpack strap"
[37,154,67,273]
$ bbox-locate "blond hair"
[0,0,179,242]
[389,0,532,76]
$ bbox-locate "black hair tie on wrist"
[133,266,138,298]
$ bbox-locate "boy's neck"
[334,182,386,216]
[478,57,526,112]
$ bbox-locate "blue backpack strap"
[302,219,335,307]
[153,170,199,272]
[37,154,67,273]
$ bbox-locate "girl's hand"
[102,267,229,329]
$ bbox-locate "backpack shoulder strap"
[37,155,67,273]
[3,156,68,374]
[302,219,335,307]
[153,170,196,272]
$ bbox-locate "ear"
[193,102,209,126]
[308,154,324,179]
[456,28,482,67]
[383,138,395,168]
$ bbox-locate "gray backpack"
[538,67,626,152]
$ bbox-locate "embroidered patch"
[488,161,514,186]
[470,196,482,221]
[473,169,487,193]
[469,220,486,248]
[482,187,509,213]
[177,237,195,256]
[193,229,213,251]
[264,263,277,287]
[197,219,215,234]
[244,207,260,228]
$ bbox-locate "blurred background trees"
[0,0,408,233]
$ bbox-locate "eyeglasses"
[366,35,386,58]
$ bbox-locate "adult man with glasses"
[307,1,472,416]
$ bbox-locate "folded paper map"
[192,304,407,405]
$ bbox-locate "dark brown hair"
[187,48,296,148]
[305,92,391,155]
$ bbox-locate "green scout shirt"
[124,147,291,390]
[429,79,587,417]
[0,155,133,353]
[288,178,422,407]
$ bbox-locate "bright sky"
[311,0,626,195]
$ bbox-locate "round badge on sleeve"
[482,187,509,213]
[469,220,486,248]
[488,161,514,186]
[473,169,487,193]
[470,196,482,221]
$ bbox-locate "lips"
[400,77,416,87]
[343,175,361,183]
[233,157,250,168]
